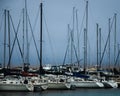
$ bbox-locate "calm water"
[0,89,120,96]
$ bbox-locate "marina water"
[0,89,120,96]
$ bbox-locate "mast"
[76,9,80,66]
[83,1,88,73]
[117,44,120,67]
[85,1,88,69]
[71,7,75,65]
[108,18,111,70]
[96,23,99,70]
[7,10,11,68]
[114,13,117,64]
[68,24,70,62]
[23,8,25,64]
[3,10,7,68]
[39,0,43,74]
[25,0,29,64]
[99,28,101,68]
[84,28,87,73]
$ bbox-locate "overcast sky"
[0,0,120,67]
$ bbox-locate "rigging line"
[114,49,120,67]
[25,6,39,64]
[62,35,71,65]
[43,11,57,64]
[9,13,23,63]
[27,14,40,63]
[70,29,79,65]
[7,13,22,68]
[10,12,24,59]
[29,7,39,43]
[68,6,76,28]
[76,9,80,65]
[78,6,86,41]
[63,24,71,65]
[69,10,74,27]
[100,16,115,67]
[0,11,4,33]
[87,35,91,66]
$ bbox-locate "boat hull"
[102,81,118,88]
[0,84,34,91]
[47,83,71,90]
[72,81,104,88]
[34,84,48,91]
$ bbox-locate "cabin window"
[44,80,47,82]
[32,80,34,83]
[76,79,82,81]
[60,79,64,82]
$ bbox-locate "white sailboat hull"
[34,83,48,91]
[0,84,34,91]
[48,82,71,90]
[72,81,104,88]
[102,80,118,88]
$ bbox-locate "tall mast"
[71,7,75,64]
[39,0,43,73]
[76,9,80,66]
[7,10,11,68]
[84,28,87,73]
[23,8,25,63]
[108,18,111,69]
[25,0,29,64]
[85,1,88,69]
[99,28,101,68]
[68,24,70,61]
[96,23,99,70]
[83,1,88,72]
[3,10,7,68]
[114,13,117,64]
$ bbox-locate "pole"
[3,10,6,68]
[8,10,11,68]
[114,13,117,64]
[99,28,101,68]
[25,0,29,64]
[96,23,99,70]
[23,8,25,64]
[108,18,111,70]
[39,1,43,74]
[86,1,88,68]
[84,28,87,74]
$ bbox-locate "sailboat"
[22,0,48,91]
[33,0,75,90]
[62,1,105,89]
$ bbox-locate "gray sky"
[0,0,120,67]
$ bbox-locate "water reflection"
[0,89,120,96]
